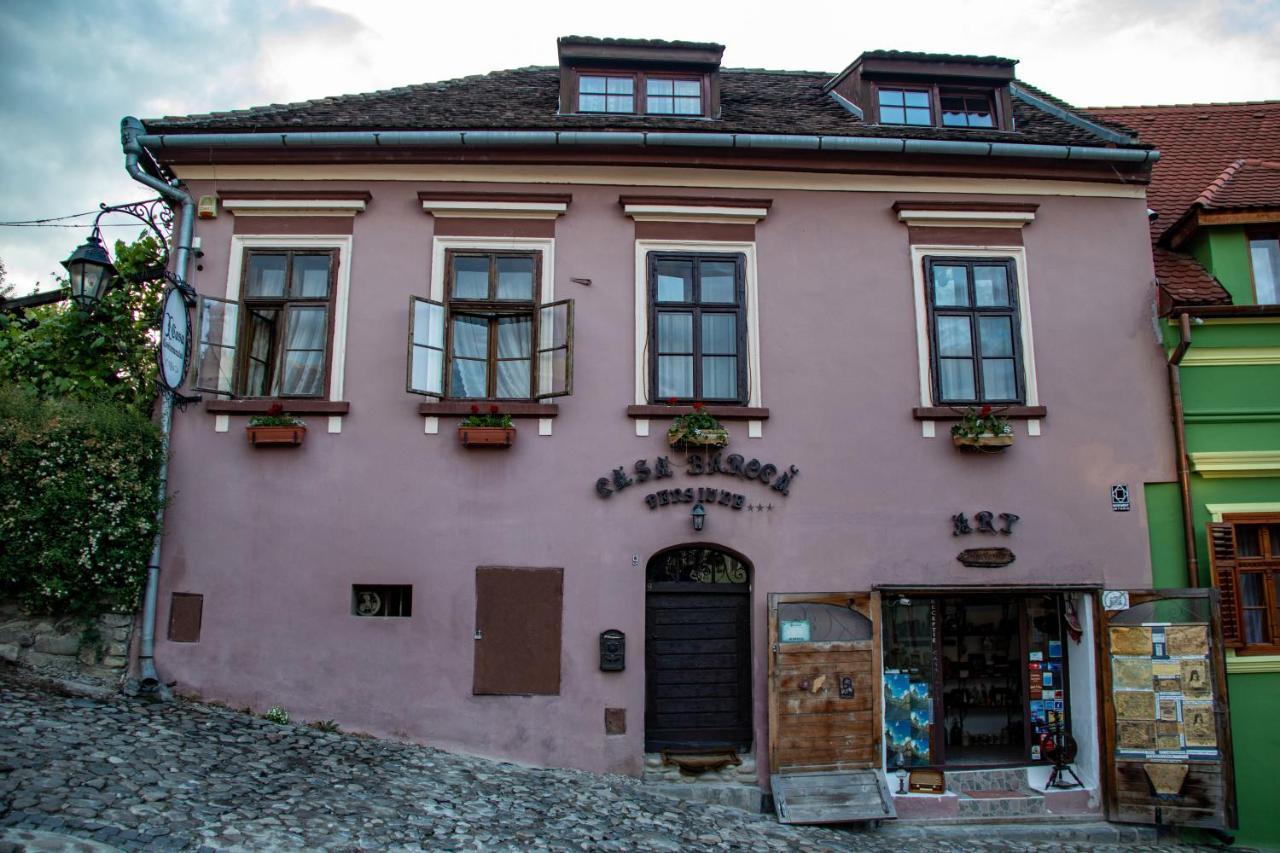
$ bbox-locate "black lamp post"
[61,229,117,310]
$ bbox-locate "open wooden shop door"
[1100,588,1236,830]
[767,592,895,825]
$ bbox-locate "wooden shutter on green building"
[1207,522,1243,648]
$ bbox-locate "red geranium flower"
[470,404,480,415]
[267,403,284,416]
[693,401,705,411]
[668,397,678,406]
[489,404,500,415]
[980,405,992,417]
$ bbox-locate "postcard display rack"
[1110,624,1216,761]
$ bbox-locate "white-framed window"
[407,236,573,401]
[634,240,762,409]
[909,244,1040,412]
[192,235,354,403]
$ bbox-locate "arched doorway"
[644,545,752,751]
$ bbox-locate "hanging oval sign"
[158,286,191,392]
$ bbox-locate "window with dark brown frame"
[940,91,995,128]
[925,257,1024,405]
[406,251,573,402]
[1248,233,1279,304]
[574,70,706,116]
[236,250,336,398]
[1209,518,1280,653]
[648,252,747,404]
[875,83,1000,129]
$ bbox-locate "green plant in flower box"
[950,405,1013,449]
[667,400,730,449]
[460,404,512,429]
[247,403,305,428]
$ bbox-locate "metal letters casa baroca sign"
[158,286,191,393]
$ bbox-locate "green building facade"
[1096,102,1280,849]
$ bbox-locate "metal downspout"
[121,116,195,694]
[1168,312,1198,588]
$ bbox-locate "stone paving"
[0,664,1221,851]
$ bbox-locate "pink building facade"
[133,41,1219,823]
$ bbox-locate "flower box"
[247,425,306,447]
[667,427,730,450]
[458,426,516,448]
[952,433,1014,452]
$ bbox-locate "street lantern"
[61,231,116,310]
[691,502,706,532]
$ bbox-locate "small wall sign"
[1103,590,1131,611]
[957,547,1016,568]
[158,286,191,393]
[780,620,811,642]
[1111,484,1131,512]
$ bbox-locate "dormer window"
[578,75,635,113]
[646,78,702,115]
[558,36,724,119]
[941,92,995,128]
[878,88,932,126]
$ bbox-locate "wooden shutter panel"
[473,567,563,695]
[1207,522,1243,648]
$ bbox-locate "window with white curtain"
[235,250,334,397]
[405,249,574,402]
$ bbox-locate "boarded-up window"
[168,593,203,643]
[473,567,563,695]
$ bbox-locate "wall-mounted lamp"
[691,502,706,532]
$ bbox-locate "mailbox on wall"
[599,629,625,671]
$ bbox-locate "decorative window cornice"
[894,201,1038,228]
[1190,451,1280,478]
[218,191,370,217]
[620,195,772,224]
[419,191,571,220]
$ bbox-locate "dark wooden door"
[645,589,752,750]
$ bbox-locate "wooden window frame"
[235,248,339,400]
[873,82,1001,130]
[1246,229,1280,306]
[444,249,543,402]
[572,69,708,117]
[1222,515,1280,655]
[646,251,748,405]
[924,256,1025,406]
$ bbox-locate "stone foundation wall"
[0,602,134,684]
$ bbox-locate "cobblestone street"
[0,666,1220,851]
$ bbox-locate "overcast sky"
[1,0,1277,294]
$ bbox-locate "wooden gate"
[1100,588,1236,829]
[767,592,894,824]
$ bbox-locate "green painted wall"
[1144,482,1188,588]
[1189,227,1257,303]
[1224,671,1280,849]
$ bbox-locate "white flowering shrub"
[0,385,164,618]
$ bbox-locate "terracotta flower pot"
[246,425,306,447]
[458,426,516,448]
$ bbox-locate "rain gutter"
[137,129,1159,164]
[121,116,196,696]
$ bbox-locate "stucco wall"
[154,178,1172,777]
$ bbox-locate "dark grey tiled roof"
[143,66,1146,149]
[859,49,1016,66]
[558,35,724,51]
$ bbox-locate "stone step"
[956,787,1045,817]
[864,820,1159,844]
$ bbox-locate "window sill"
[913,405,1046,420]
[627,405,769,420]
[205,400,351,416]
[418,401,560,418]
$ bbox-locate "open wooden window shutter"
[1207,522,1243,648]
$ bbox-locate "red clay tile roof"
[1088,101,1280,239]
[1193,158,1280,210]
[1152,247,1232,306]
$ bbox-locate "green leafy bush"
[0,385,164,618]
